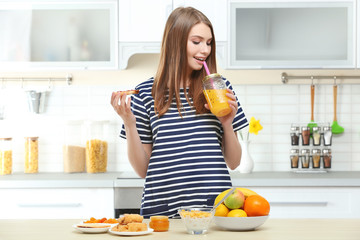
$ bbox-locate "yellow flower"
[249,117,263,135]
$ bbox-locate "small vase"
[239,140,254,173]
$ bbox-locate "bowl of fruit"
[213,188,270,231]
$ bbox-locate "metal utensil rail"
[1,74,72,86]
[281,72,360,84]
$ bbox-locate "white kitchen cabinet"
[0,0,118,71]
[173,0,227,42]
[228,0,355,69]
[245,187,360,218]
[118,0,172,69]
[0,188,114,219]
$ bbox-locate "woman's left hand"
[204,88,238,127]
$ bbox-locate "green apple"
[224,189,245,209]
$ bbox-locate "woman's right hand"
[111,91,136,126]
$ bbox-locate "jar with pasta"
[85,121,109,173]
[25,137,39,173]
[0,137,12,175]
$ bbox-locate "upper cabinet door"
[0,0,118,70]
[228,0,355,69]
[118,0,172,42]
[173,0,227,42]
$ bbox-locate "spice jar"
[149,216,169,232]
[311,149,321,168]
[63,120,85,173]
[312,126,321,146]
[301,127,310,146]
[323,126,332,146]
[300,149,310,168]
[290,149,299,168]
[290,126,300,146]
[0,137,12,175]
[24,137,39,173]
[85,120,109,173]
[323,149,332,168]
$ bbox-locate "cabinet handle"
[269,201,328,206]
[17,203,82,208]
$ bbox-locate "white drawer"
[0,188,114,219]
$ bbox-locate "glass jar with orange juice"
[202,73,231,117]
[149,216,169,232]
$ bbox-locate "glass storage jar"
[24,137,39,173]
[290,149,299,168]
[323,126,332,146]
[312,126,321,146]
[63,120,85,173]
[85,120,109,173]
[300,149,310,168]
[323,149,332,168]
[311,149,321,168]
[301,126,310,146]
[290,126,300,146]
[0,137,12,175]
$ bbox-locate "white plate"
[214,215,269,231]
[73,224,111,233]
[80,221,118,227]
[109,228,154,236]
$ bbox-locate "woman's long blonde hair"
[152,7,217,117]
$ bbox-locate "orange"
[243,195,270,217]
[227,209,247,217]
[214,203,230,217]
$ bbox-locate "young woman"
[111,7,248,217]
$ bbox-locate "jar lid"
[312,149,321,154]
[312,126,320,131]
[301,126,310,131]
[25,136,39,140]
[203,73,221,83]
[323,126,332,131]
[301,149,310,154]
[0,137,12,141]
[150,216,169,221]
[290,126,299,131]
[323,149,331,154]
[290,149,299,154]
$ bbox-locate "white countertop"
[1,171,360,189]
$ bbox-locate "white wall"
[0,54,360,173]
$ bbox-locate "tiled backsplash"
[1,83,359,173]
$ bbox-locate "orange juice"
[203,89,231,117]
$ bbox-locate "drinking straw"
[203,61,211,75]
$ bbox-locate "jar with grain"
[312,126,321,146]
[290,149,299,168]
[323,149,332,168]
[311,149,321,169]
[63,120,85,173]
[85,121,109,173]
[290,126,300,146]
[301,126,310,146]
[25,137,39,173]
[0,137,12,175]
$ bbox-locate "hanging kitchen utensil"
[307,82,317,131]
[331,80,344,134]
[25,90,47,114]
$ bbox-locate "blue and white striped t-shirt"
[120,77,248,218]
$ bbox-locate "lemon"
[214,203,230,217]
[227,209,247,217]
